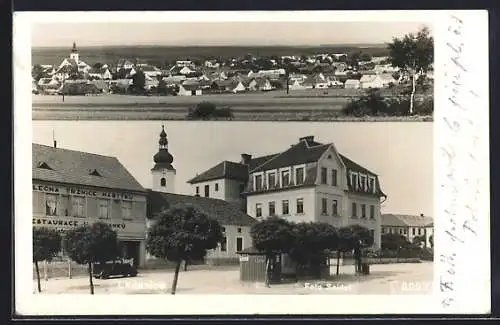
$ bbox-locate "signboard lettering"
[33,217,130,232]
[32,183,134,200]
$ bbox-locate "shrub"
[187,102,233,120]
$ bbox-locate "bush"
[187,102,233,120]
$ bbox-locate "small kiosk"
[237,247,281,283]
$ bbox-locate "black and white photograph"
[13,10,490,316]
[30,20,434,122]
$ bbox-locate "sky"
[32,121,434,217]
[31,21,431,47]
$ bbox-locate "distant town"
[32,42,434,97]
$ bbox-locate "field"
[32,90,433,121]
[33,262,433,295]
[32,45,390,67]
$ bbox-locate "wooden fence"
[32,258,134,280]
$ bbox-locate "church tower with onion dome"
[151,125,176,193]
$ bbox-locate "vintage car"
[92,260,138,279]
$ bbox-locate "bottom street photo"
[30,120,433,295]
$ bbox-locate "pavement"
[33,262,433,295]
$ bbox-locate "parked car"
[92,260,138,279]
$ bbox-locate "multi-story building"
[188,135,387,249]
[381,213,434,248]
[32,142,148,267]
[146,126,256,265]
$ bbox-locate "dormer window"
[295,168,304,185]
[360,175,367,191]
[37,162,53,170]
[351,172,358,190]
[89,169,101,177]
[369,177,376,194]
[268,172,276,189]
[255,174,263,191]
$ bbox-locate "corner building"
[32,143,148,267]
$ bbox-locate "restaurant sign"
[33,184,135,200]
[32,216,145,238]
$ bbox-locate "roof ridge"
[33,143,118,160]
[249,144,296,173]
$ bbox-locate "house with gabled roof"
[187,135,387,249]
[32,142,149,267]
[382,213,433,247]
[178,81,203,96]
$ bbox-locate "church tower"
[69,42,79,63]
[151,125,176,193]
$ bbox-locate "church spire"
[153,125,174,169]
[71,42,78,53]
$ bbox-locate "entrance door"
[120,241,140,267]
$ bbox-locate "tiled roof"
[251,140,330,173]
[187,161,249,184]
[180,83,202,91]
[382,214,433,227]
[33,143,146,192]
[147,190,257,227]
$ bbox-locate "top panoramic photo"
[30,18,434,122]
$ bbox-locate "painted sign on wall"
[33,183,136,200]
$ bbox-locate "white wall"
[347,192,382,249]
[246,187,317,223]
[206,225,253,259]
[151,168,176,193]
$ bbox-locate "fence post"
[43,260,48,281]
[68,259,72,279]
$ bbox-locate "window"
[296,198,304,214]
[239,184,245,194]
[237,227,242,233]
[221,227,226,232]
[204,185,209,197]
[98,199,110,219]
[370,230,375,242]
[369,178,375,193]
[236,237,243,252]
[360,175,367,191]
[196,186,199,195]
[403,228,407,235]
[351,173,358,190]
[160,178,166,187]
[418,228,422,236]
[268,173,276,188]
[255,175,263,191]
[45,194,58,216]
[361,204,366,218]
[121,201,132,219]
[399,228,403,235]
[321,198,328,214]
[220,237,227,251]
[370,205,375,219]
[269,201,276,216]
[215,183,219,191]
[71,196,85,217]
[382,228,386,234]
[332,200,338,215]
[256,203,262,218]
[295,168,304,185]
[352,202,357,217]
[282,170,290,186]
[331,169,338,186]
[321,167,327,184]
[282,200,289,215]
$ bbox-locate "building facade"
[146,126,256,265]
[188,135,387,249]
[381,214,434,248]
[32,143,148,267]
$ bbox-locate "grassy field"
[32,91,433,121]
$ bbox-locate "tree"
[250,217,294,287]
[359,53,372,62]
[92,62,103,70]
[381,233,412,250]
[63,222,120,295]
[33,228,62,292]
[130,70,146,94]
[32,64,45,82]
[156,79,169,95]
[146,206,223,295]
[387,26,433,114]
[340,225,373,274]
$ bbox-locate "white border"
[14,10,490,315]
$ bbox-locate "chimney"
[241,153,252,165]
[299,135,314,143]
